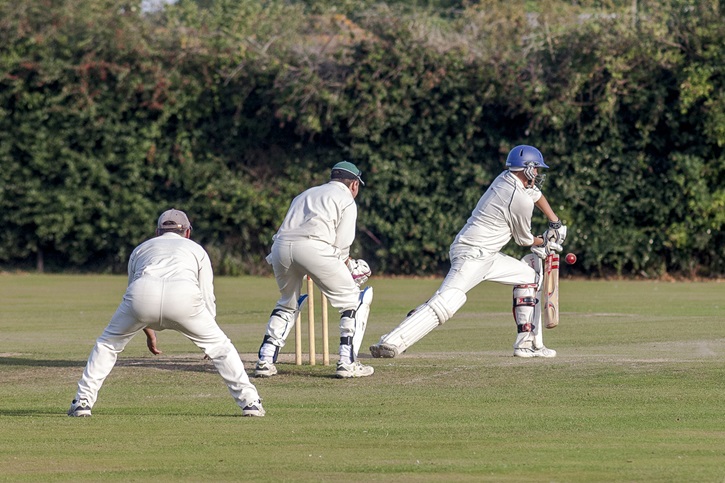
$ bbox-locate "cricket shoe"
[369,342,399,359]
[513,346,557,358]
[336,361,374,378]
[254,360,278,378]
[67,399,92,417]
[242,399,265,417]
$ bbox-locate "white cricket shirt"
[273,181,357,260]
[451,170,541,256]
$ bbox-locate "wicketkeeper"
[67,209,265,417]
[370,145,567,359]
[255,161,374,378]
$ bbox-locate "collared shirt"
[451,170,541,256]
[273,181,357,260]
[127,232,216,317]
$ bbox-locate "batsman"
[370,145,567,359]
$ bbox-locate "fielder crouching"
[67,209,265,417]
[255,161,374,379]
[370,145,567,359]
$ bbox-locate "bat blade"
[542,253,560,329]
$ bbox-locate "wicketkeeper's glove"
[346,258,371,287]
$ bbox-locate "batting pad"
[428,289,466,322]
[352,287,373,356]
[513,284,537,328]
[264,294,308,347]
[379,288,466,353]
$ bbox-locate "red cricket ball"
[565,253,577,265]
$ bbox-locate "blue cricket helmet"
[505,145,549,169]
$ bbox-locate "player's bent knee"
[270,307,296,325]
[428,289,466,325]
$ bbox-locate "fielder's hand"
[346,258,371,287]
[531,237,563,260]
[144,328,162,355]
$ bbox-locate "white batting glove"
[543,221,567,246]
[531,238,563,260]
[346,258,371,287]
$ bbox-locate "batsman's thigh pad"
[521,253,542,272]
[520,253,543,287]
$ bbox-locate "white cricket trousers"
[74,277,261,409]
[266,239,360,340]
[271,239,360,310]
[439,250,545,347]
[440,250,538,293]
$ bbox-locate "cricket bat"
[542,253,560,329]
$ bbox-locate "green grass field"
[1,274,723,482]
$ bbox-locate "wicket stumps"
[295,276,330,366]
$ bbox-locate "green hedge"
[1,0,722,277]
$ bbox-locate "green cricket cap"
[330,161,365,185]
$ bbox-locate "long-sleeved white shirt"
[127,232,216,317]
[273,181,357,260]
[451,171,541,256]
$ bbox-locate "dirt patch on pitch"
[359,338,725,367]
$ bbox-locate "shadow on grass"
[0,409,68,416]
[0,357,85,368]
[268,364,342,379]
[0,356,216,373]
[0,409,243,417]
[0,356,342,378]
[116,357,218,373]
